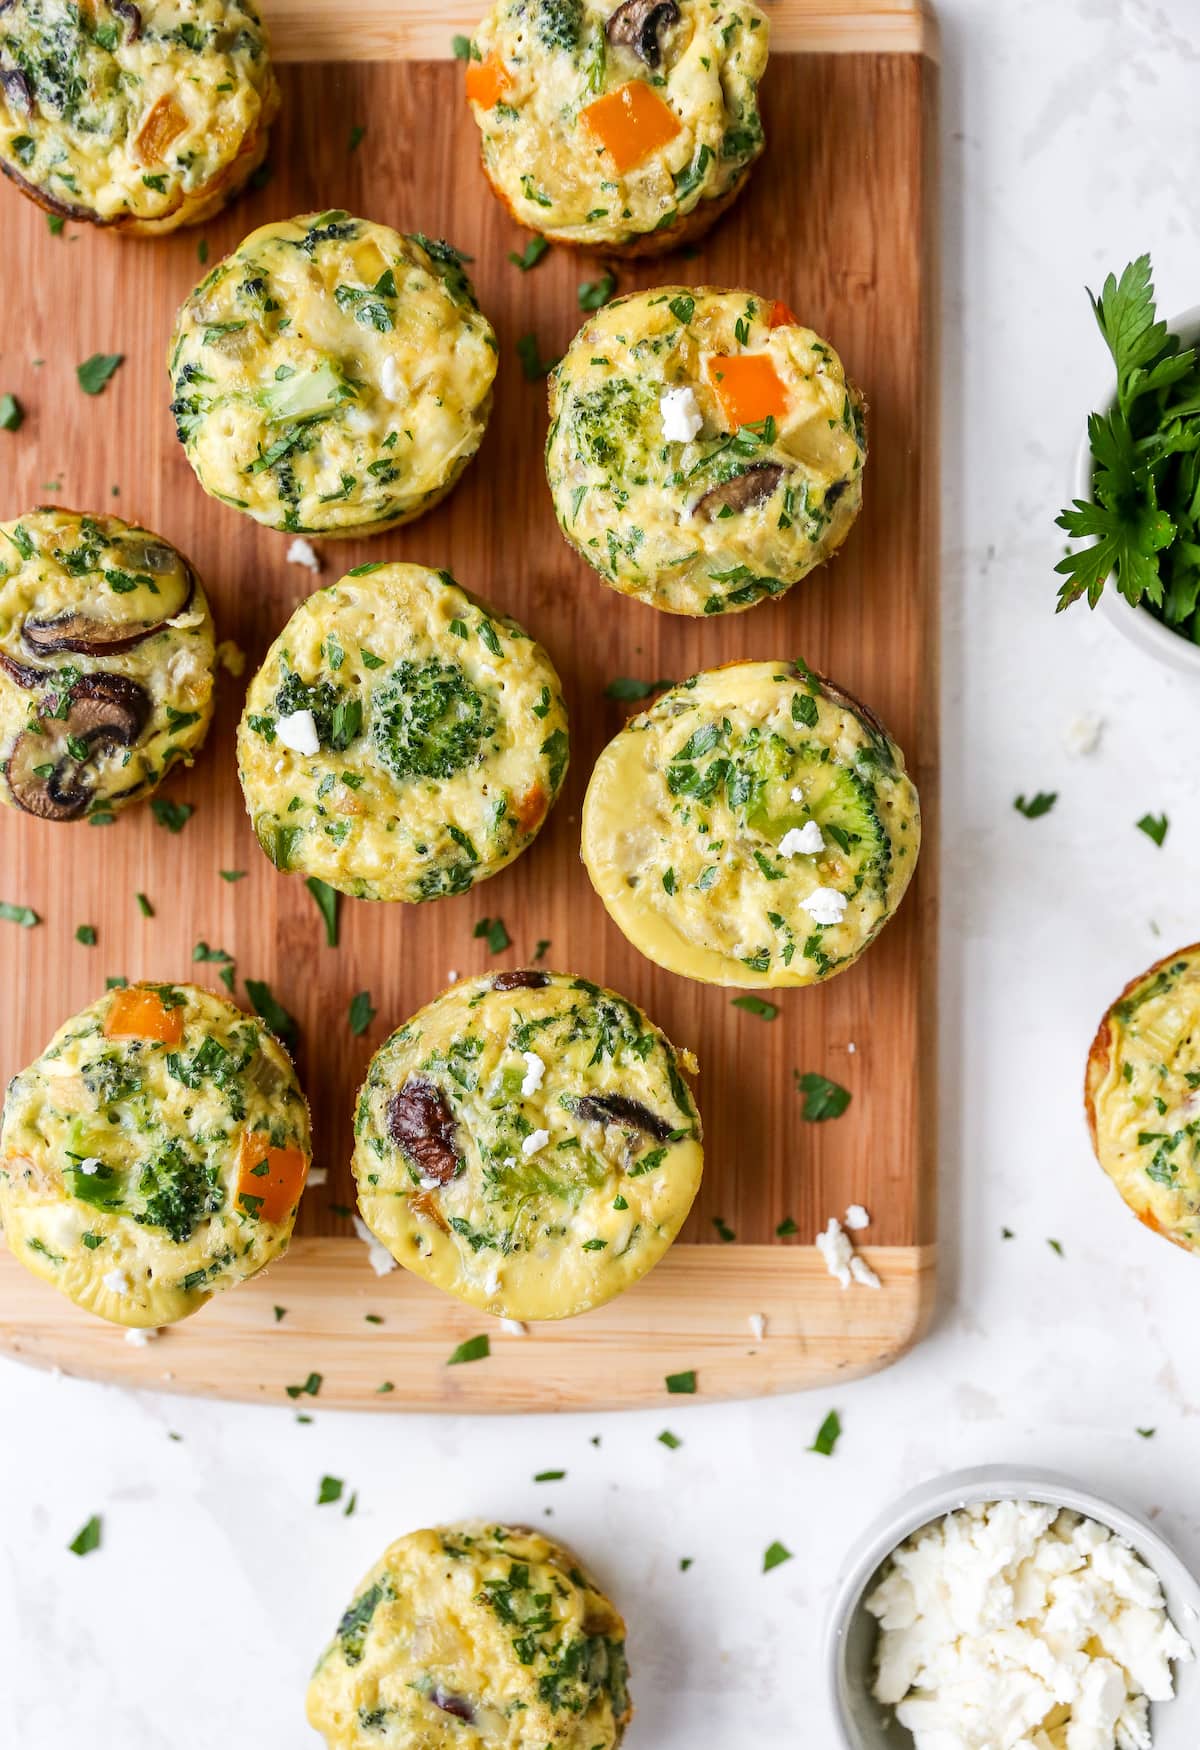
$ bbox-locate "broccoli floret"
[568,378,653,473]
[371,657,495,782]
[534,0,583,52]
[273,671,362,751]
[136,1140,222,1244]
[406,234,479,311]
[258,359,351,425]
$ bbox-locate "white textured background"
[4,2,1200,1743]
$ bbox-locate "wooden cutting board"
[0,0,939,1411]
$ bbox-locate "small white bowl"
[1072,302,1200,676]
[825,1464,1200,1750]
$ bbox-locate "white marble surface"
[5,3,1200,1744]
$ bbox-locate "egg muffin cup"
[582,661,920,988]
[0,982,312,1327]
[0,0,279,234]
[307,1521,631,1750]
[465,0,768,256]
[547,287,866,615]
[169,214,497,536]
[352,970,703,1321]
[1086,944,1200,1256]
[0,508,215,822]
[237,564,569,903]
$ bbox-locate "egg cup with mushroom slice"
[307,1521,632,1750]
[351,970,703,1321]
[464,0,768,256]
[169,213,498,536]
[0,982,312,1327]
[546,288,866,615]
[582,661,920,988]
[1086,944,1200,1256]
[0,509,215,823]
[0,0,279,234]
[237,563,569,902]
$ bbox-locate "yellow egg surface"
[307,1520,632,1750]
[237,565,569,903]
[466,0,768,254]
[352,972,702,1320]
[0,0,278,233]
[0,982,311,1327]
[0,508,215,822]
[1086,945,1200,1256]
[546,288,866,615]
[169,214,497,535]
[582,662,920,987]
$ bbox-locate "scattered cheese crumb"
[801,887,848,926]
[286,537,321,573]
[816,1217,854,1289]
[124,1327,159,1347]
[447,969,459,984]
[850,1254,881,1289]
[275,709,320,756]
[790,785,805,803]
[847,1041,857,1054]
[1064,713,1104,757]
[659,385,703,443]
[845,1203,871,1230]
[102,1269,131,1296]
[78,1156,102,1175]
[380,354,404,401]
[352,1215,397,1277]
[778,821,825,858]
[748,1312,767,1341]
[484,1266,502,1297]
[522,1128,550,1157]
[307,1167,328,1186]
[520,1051,546,1098]
[500,1318,528,1337]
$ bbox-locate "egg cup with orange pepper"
[463,0,768,256]
[0,0,279,234]
[546,287,867,615]
[0,982,311,1327]
[236,564,569,903]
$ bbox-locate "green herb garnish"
[795,1071,851,1121]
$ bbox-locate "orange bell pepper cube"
[768,300,800,328]
[580,80,681,174]
[134,93,187,166]
[236,1132,309,1225]
[465,50,513,109]
[104,986,184,1047]
[704,352,789,431]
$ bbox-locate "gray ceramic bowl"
[826,1464,1200,1750]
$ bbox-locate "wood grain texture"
[269,1,941,64]
[0,43,940,1410]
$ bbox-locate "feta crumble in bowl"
[826,1466,1200,1750]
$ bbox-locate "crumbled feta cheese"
[849,1254,881,1289]
[1064,713,1104,757]
[520,1051,546,1098]
[286,537,321,573]
[866,1500,1194,1750]
[102,1269,131,1296]
[124,1326,159,1347]
[845,1203,870,1230]
[659,385,703,443]
[78,1156,102,1175]
[801,887,848,926]
[275,709,320,756]
[748,1312,767,1341]
[352,1215,397,1277]
[484,1266,502,1297]
[307,1167,328,1186]
[790,785,805,803]
[447,969,459,984]
[816,1217,854,1289]
[500,1317,528,1336]
[778,821,825,858]
[847,1041,857,1054]
[380,354,404,401]
[522,1128,550,1157]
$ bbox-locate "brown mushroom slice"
[606,0,680,67]
[570,1092,675,1143]
[108,0,142,41]
[387,1078,462,1186]
[6,673,150,821]
[492,969,550,992]
[695,462,786,521]
[0,649,48,690]
[22,562,194,657]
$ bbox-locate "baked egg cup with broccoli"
[546,287,866,615]
[1086,944,1200,1256]
[464,0,768,256]
[237,564,569,904]
[169,213,497,536]
[0,508,215,823]
[0,0,279,233]
[307,1520,632,1750]
[351,970,703,1321]
[0,982,311,1327]
[581,661,920,987]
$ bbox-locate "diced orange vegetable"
[769,300,800,329]
[580,81,681,174]
[704,352,788,431]
[465,50,513,109]
[134,93,187,166]
[104,986,184,1047]
[236,1132,309,1225]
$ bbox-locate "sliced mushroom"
[0,160,95,224]
[431,1690,474,1723]
[388,1078,462,1186]
[606,0,680,67]
[108,0,142,40]
[817,673,893,747]
[571,1092,675,1143]
[695,462,786,521]
[0,649,47,690]
[22,563,195,657]
[492,970,550,992]
[6,673,150,821]
[0,65,33,114]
